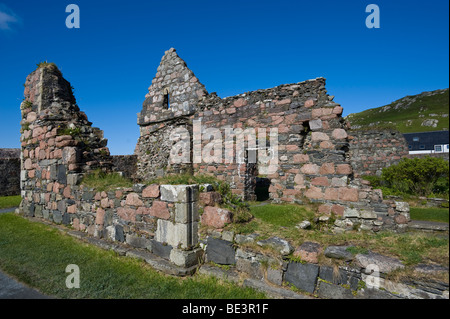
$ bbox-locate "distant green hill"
[345,88,449,133]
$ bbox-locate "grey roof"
[403,131,449,151]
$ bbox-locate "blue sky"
[0,0,448,155]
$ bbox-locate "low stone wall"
[0,149,20,196]
[408,152,449,162]
[19,183,202,268]
[348,129,409,177]
[202,231,449,299]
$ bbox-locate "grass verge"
[0,213,265,299]
[410,207,449,223]
[0,195,21,209]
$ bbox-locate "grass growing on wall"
[0,213,266,299]
[0,195,21,209]
[81,170,133,191]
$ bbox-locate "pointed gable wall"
[135,48,208,180]
[137,48,208,128]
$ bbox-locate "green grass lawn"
[0,195,21,209]
[250,203,315,227]
[410,207,449,223]
[0,213,266,299]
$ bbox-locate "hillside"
[345,88,449,133]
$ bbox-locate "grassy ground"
[0,213,265,299]
[224,203,449,282]
[0,195,21,209]
[410,207,449,223]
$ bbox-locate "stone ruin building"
[17,49,412,270]
[16,51,450,300]
[134,48,410,230]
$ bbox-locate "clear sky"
[0,0,448,155]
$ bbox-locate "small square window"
[408,145,412,150]
[413,137,419,142]
[435,145,442,152]
[419,145,425,149]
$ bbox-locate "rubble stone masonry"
[136,48,411,232]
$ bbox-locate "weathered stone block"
[257,236,293,255]
[199,191,222,206]
[344,207,360,218]
[170,248,203,268]
[206,237,236,265]
[355,252,404,274]
[293,241,322,264]
[142,184,160,198]
[394,201,410,212]
[160,184,199,203]
[309,119,323,131]
[301,164,319,175]
[115,224,124,242]
[311,132,329,141]
[174,201,199,223]
[284,262,319,294]
[149,200,170,220]
[151,240,173,259]
[156,219,198,249]
[201,206,232,228]
[125,193,143,206]
[317,281,355,299]
[126,234,152,250]
[324,245,354,261]
[267,267,284,286]
[236,259,264,280]
[53,211,63,224]
[117,206,136,222]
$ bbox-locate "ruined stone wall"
[18,63,201,268]
[135,48,208,180]
[135,49,411,233]
[201,231,449,299]
[193,78,350,202]
[348,129,409,177]
[0,149,20,196]
[111,155,138,180]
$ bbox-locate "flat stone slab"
[125,249,196,276]
[0,270,52,299]
[257,236,293,255]
[206,237,236,265]
[0,207,18,214]
[243,278,313,299]
[414,263,449,274]
[198,265,240,283]
[284,262,319,294]
[324,245,354,261]
[355,251,404,274]
[408,220,449,232]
